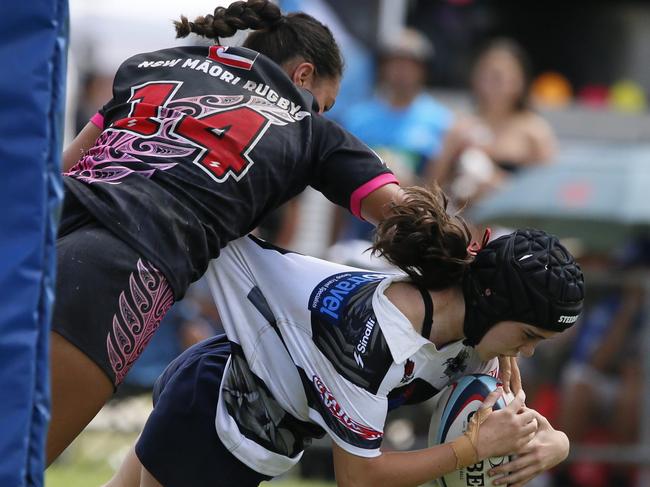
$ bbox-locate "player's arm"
[310,116,401,223]
[332,390,535,487]
[62,120,102,172]
[333,438,463,487]
[359,182,405,226]
[101,443,157,487]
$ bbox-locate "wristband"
[451,435,478,469]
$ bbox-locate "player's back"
[208,234,387,331]
[63,44,390,298]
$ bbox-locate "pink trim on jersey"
[90,112,104,128]
[350,173,399,220]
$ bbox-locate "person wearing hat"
[332,28,454,247]
[342,28,452,183]
[104,185,583,487]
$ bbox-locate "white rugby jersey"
[205,235,498,476]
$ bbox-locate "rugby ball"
[428,374,513,487]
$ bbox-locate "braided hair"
[174,0,343,79]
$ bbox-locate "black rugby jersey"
[64,45,396,298]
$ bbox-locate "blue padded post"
[0,0,67,485]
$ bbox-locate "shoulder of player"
[382,281,424,331]
[310,110,350,139]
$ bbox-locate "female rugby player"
[104,187,583,487]
[50,0,401,463]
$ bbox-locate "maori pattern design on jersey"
[67,92,310,185]
[106,259,174,385]
[66,119,186,184]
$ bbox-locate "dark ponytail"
[174,0,343,79]
[174,0,281,39]
[371,186,474,290]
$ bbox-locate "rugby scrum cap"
[462,229,585,346]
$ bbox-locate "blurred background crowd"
[52,0,650,486]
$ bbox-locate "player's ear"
[289,62,316,89]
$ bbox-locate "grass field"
[45,427,336,487]
[46,463,335,487]
[46,463,115,487]
[46,466,334,487]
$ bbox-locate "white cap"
[379,28,434,62]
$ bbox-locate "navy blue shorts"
[135,334,272,487]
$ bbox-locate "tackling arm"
[359,183,405,225]
[62,121,102,172]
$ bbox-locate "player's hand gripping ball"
[428,374,514,487]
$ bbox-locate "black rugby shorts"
[53,215,174,387]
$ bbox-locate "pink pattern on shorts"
[106,259,175,385]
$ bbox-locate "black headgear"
[462,229,585,346]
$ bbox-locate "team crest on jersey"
[208,45,258,70]
[400,359,415,384]
[442,349,469,379]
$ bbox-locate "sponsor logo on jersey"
[558,314,579,324]
[353,317,377,368]
[309,272,388,323]
[400,359,415,383]
[312,374,383,440]
[208,45,259,70]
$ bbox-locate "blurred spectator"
[343,27,452,186]
[557,239,649,487]
[280,0,376,122]
[560,285,643,440]
[430,38,557,205]
[333,28,453,247]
